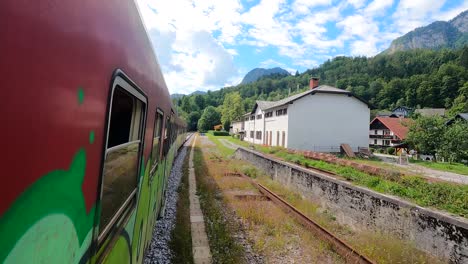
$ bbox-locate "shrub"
[213,131,230,136]
[387,147,396,155]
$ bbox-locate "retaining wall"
[234,147,468,263]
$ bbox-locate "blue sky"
[136,0,468,94]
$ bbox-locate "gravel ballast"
[144,138,191,264]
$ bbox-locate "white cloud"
[392,0,448,33]
[292,0,332,14]
[136,0,242,93]
[433,0,468,21]
[364,0,395,16]
[347,0,367,9]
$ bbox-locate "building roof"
[414,108,446,117]
[247,85,371,114]
[370,117,412,140]
[456,113,468,121]
[446,113,468,125]
[262,85,370,111]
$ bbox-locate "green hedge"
[213,131,230,136]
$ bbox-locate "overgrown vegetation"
[225,137,468,217]
[407,116,468,163]
[193,145,246,263]
[254,172,444,264]
[169,152,193,264]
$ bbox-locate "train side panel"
[0,1,186,263]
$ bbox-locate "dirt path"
[373,154,468,185]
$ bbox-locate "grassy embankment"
[192,139,246,264]
[216,135,468,218]
[169,149,193,263]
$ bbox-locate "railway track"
[229,171,374,264]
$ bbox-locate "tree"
[407,116,446,157]
[192,94,205,110]
[223,120,230,132]
[437,121,468,163]
[220,92,244,125]
[187,111,200,131]
[197,106,221,131]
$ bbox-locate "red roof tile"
[370,117,412,140]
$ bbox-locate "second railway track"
[228,171,375,264]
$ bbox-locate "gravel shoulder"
[144,138,192,264]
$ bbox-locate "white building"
[242,79,371,152]
[230,120,244,134]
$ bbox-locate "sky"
[135,0,468,94]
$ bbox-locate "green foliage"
[213,131,230,136]
[387,147,396,155]
[197,106,221,132]
[437,121,468,163]
[187,112,200,131]
[407,116,446,156]
[221,92,244,125]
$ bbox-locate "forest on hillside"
[174,47,468,131]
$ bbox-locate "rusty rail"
[234,172,374,264]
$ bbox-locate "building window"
[374,130,378,135]
[250,115,255,120]
[383,140,390,145]
[245,117,249,121]
[282,131,286,147]
[265,111,273,118]
[257,114,262,119]
[250,131,254,138]
[256,131,262,140]
[374,139,377,145]
[276,131,279,146]
[384,130,390,135]
[276,108,288,116]
[100,80,146,241]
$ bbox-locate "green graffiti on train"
[0,149,95,263]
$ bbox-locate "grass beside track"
[245,168,445,264]
[224,136,468,218]
[169,150,194,264]
[193,143,246,264]
[411,159,468,176]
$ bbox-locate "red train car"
[0,1,187,263]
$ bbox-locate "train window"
[163,115,171,157]
[150,109,164,175]
[99,76,146,242]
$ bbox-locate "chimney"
[310,77,319,89]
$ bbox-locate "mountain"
[171,90,206,99]
[384,10,468,54]
[191,90,207,95]
[240,67,290,84]
[171,93,185,99]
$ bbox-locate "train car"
[0,1,187,263]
